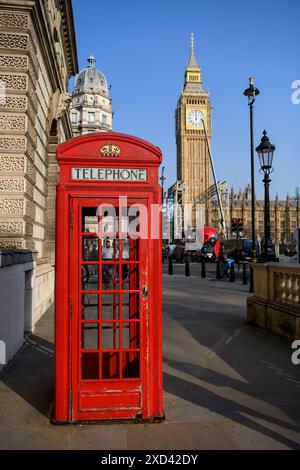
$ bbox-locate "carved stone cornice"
[59,0,78,76]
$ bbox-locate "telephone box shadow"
[0,331,54,418]
[163,370,300,449]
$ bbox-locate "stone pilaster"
[44,134,59,261]
[0,10,31,249]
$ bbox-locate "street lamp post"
[160,166,166,203]
[244,77,260,292]
[256,130,277,262]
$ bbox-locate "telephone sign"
[72,167,147,181]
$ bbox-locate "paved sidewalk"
[0,272,300,449]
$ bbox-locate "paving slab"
[69,425,127,450]
[126,422,237,450]
[0,424,71,450]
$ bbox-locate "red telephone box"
[54,132,163,423]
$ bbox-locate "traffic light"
[232,217,243,234]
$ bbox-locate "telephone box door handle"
[142,286,148,298]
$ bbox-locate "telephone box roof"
[57,132,162,165]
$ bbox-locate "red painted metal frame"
[72,197,146,421]
[55,133,163,423]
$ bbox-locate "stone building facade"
[0,0,78,325]
[70,55,113,136]
[209,185,300,243]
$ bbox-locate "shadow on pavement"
[164,361,300,449]
[163,274,300,449]
[1,332,54,418]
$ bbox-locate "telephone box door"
[70,197,149,421]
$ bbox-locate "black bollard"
[249,265,254,293]
[185,255,190,277]
[230,262,236,282]
[216,260,221,280]
[168,256,173,275]
[242,262,248,285]
[201,256,206,278]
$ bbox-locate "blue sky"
[71,0,300,199]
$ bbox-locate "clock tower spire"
[175,34,212,226]
[184,33,203,93]
[184,33,202,92]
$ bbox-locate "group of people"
[102,238,130,285]
[82,238,131,288]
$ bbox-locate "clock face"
[188,110,205,126]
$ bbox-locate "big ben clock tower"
[176,34,212,225]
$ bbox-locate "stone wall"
[33,262,54,331]
[0,250,36,373]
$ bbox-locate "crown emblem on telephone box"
[100,144,121,157]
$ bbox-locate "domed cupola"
[74,56,109,95]
[70,55,113,137]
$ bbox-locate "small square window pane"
[120,238,139,261]
[122,322,139,349]
[122,351,139,379]
[82,323,99,350]
[82,265,98,290]
[102,238,119,260]
[122,294,139,320]
[102,264,119,290]
[122,264,139,290]
[82,353,99,380]
[99,209,118,236]
[82,207,98,233]
[102,323,119,349]
[101,293,119,320]
[102,352,119,379]
[82,294,98,320]
[83,237,98,260]
[121,293,129,319]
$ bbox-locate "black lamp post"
[160,166,166,203]
[244,77,260,291]
[256,130,277,262]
